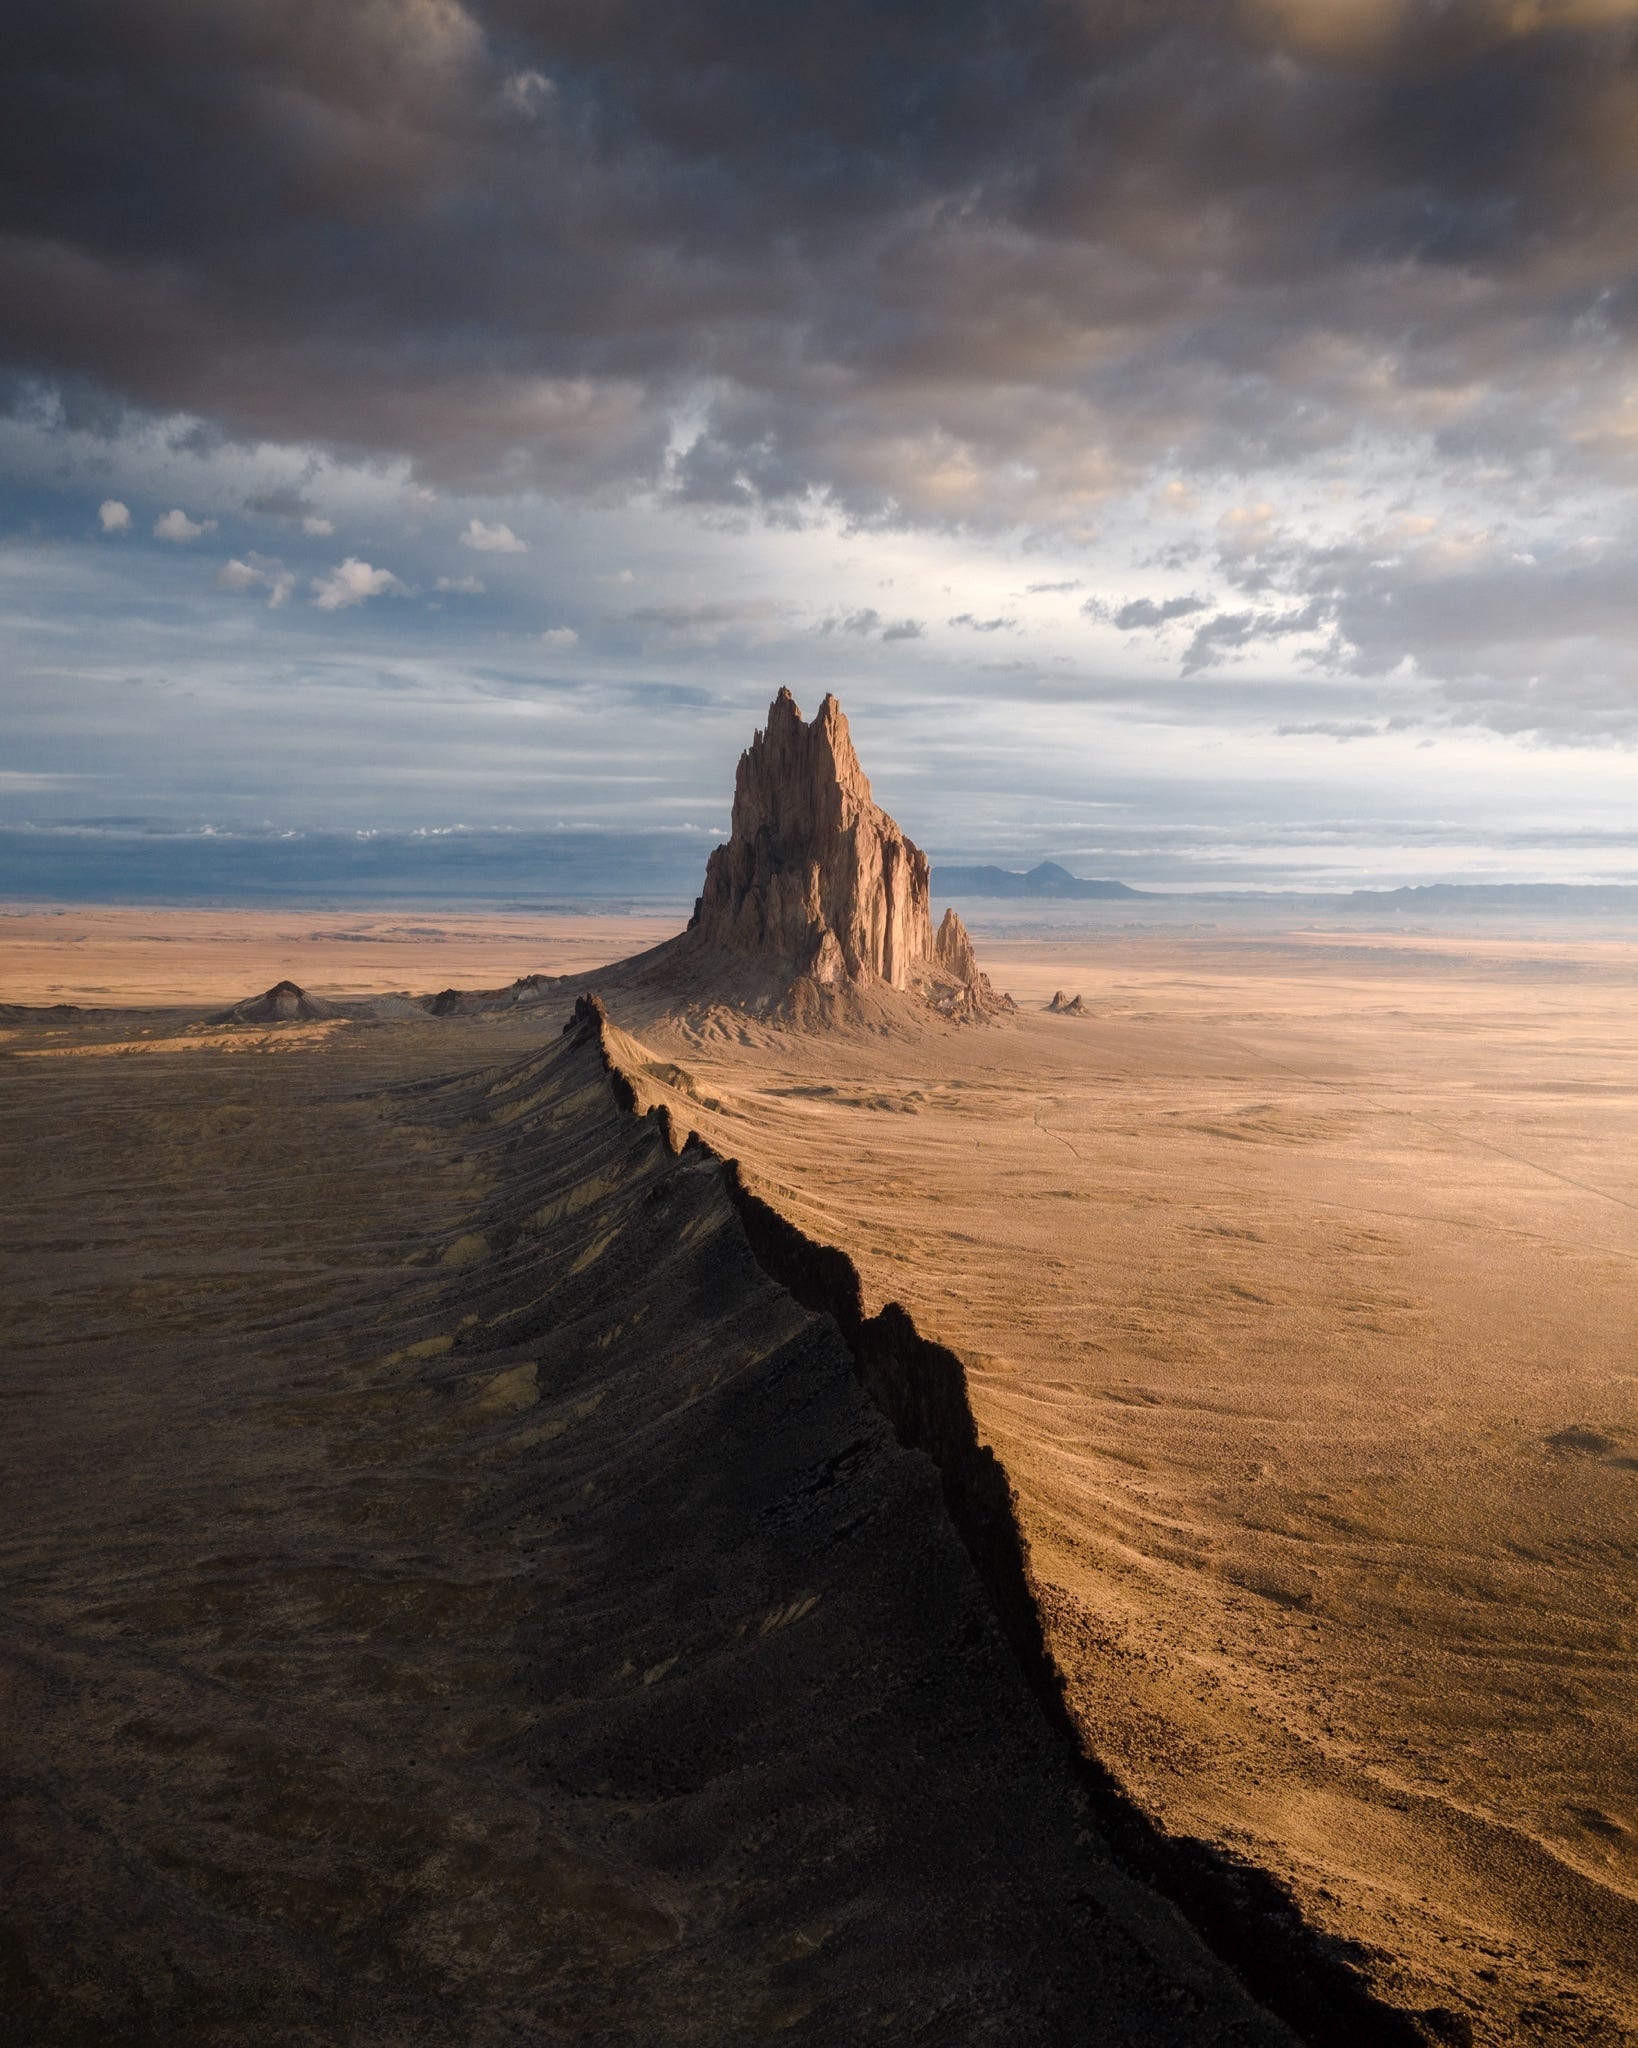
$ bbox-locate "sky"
[5,0,1638,897]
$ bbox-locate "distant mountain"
[933,861,1148,900]
[1337,883,1638,911]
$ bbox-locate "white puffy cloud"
[461,518,527,554]
[154,508,215,542]
[97,499,130,534]
[434,574,485,593]
[540,625,579,647]
[301,515,335,537]
[310,558,408,611]
[217,554,294,608]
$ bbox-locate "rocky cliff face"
[686,689,1009,1019]
[691,689,933,989]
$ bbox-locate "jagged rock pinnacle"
[690,688,934,989]
[684,689,1011,1022]
[932,906,980,985]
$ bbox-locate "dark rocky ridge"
[1,996,1289,2047]
[580,995,1480,2048]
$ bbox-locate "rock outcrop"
[932,905,980,984]
[215,980,336,1024]
[691,688,931,988]
[686,690,1007,1021]
[1046,990,1088,1016]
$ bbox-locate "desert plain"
[4,898,1636,2044]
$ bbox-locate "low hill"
[935,861,1148,900]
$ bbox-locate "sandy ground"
[624,917,1638,2045]
[0,904,684,1008]
[5,904,1636,2042]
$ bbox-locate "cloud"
[627,597,788,645]
[217,552,294,607]
[154,508,215,543]
[434,574,484,594]
[502,69,556,115]
[9,0,1638,533]
[241,487,334,537]
[1275,721,1398,742]
[820,607,924,640]
[1025,580,1081,595]
[461,518,527,554]
[1180,602,1331,673]
[97,499,130,533]
[539,625,578,647]
[1090,594,1209,631]
[310,558,408,611]
[948,614,1016,633]
[244,484,312,520]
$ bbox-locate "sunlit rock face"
[691,688,935,989]
[932,906,980,985]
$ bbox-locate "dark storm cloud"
[6,0,1638,520]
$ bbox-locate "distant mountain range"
[1332,883,1638,909]
[932,869,1638,910]
[933,861,1148,900]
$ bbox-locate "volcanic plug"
[687,688,1002,1017]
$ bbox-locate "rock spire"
[686,689,1009,1019]
[691,688,933,988]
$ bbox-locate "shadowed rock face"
[691,688,933,989]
